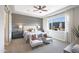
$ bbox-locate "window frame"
[48,15,65,31]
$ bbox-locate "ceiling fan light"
[39,12,42,13]
[33,5,47,12]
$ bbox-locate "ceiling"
[13,5,69,18]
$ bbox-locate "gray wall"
[12,14,43,31]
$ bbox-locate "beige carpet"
[5,38,68,53]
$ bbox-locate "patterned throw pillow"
[32,34,37,40]
[43,34,47,38]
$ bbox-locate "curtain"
[65,9,75,43]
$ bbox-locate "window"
[48,16,65,31]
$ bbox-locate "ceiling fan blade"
[33,9,39,11]
[33,6,39,9]
[41,9,47,11]
[42,6,46,9]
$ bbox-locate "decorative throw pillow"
[43,34,47,38]
[38,34,42,38]
[32,34,37,40]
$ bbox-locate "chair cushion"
[31,40,43,47]
[42,38,52,44]
[72,44,79,53]
[32,40,42,44]
[46,38,52,40]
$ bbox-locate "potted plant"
[73,25,79,42]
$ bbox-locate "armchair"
[29,34,43,47]
[42,33,53,44]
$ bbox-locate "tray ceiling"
[13,5,68,18]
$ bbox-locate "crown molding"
[43,5,78,18]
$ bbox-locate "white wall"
[0,6,4,52]
[64,6,79,43]
[72,6,79,42]
[8,11,12,42]
[47,30,66,41]
[8,6,12,42]
[43,17,49,31]
[43,6,79,43]
[4,6,13,45]
[73,6,79,27]
[0,5,12,52]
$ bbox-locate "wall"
[0,6,4,52]
[64,6,79,43]
[47,30,66,41]
[73,6,79,27]
[43,6,79,42]
[12,14,43,31]
[43,17,49,31]
[0,5,13,52]
[72,6,79,42]
[8,6,12,42]
[4,5,12,46]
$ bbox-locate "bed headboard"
[23,26,37,32]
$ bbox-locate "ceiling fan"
[33,5,47,13]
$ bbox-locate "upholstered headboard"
[23,26,37,32]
